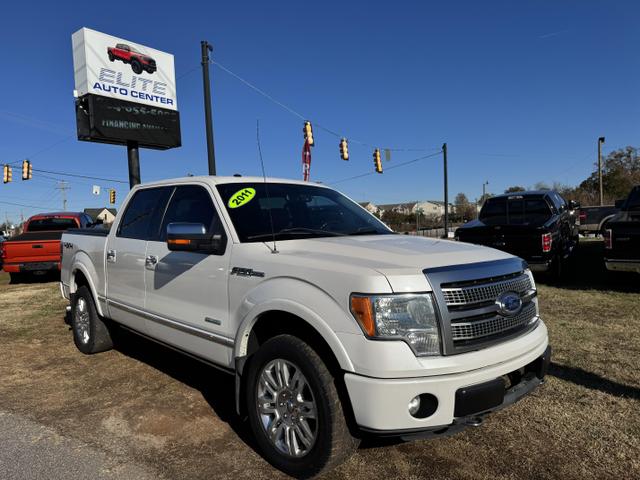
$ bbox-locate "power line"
[32,168,128,184]
[328,150,443,185]
[212,60,439,152]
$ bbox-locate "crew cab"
[604,185,640,274]
[60,177,550,477]
[107,43,156,75]
[455,191,579,277]
[3,212,94,282]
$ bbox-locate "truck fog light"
[408,396,421,416]
[408,394,438,418]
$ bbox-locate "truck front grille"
[442,273,532,308]
[424,259,540,355]
[451,302,537,342]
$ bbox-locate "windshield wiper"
[246,228,346,241]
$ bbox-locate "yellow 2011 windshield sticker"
[228,188,256,209]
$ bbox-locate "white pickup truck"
[60,176,550,478]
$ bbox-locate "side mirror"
[614,199,625,209]
[568,200,580,210]
[166,222,226,255]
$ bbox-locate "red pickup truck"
[107,43,157,75]
[1,212,94,283]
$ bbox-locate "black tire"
[245,335,358,478]
[9,272,23,284]
[108,52,114,62]
[71,286,113,354]
[130,59,143,74]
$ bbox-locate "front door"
[105,186,172,333]
[144,184,232,366]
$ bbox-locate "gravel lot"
[0,239,638,479]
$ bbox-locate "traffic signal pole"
[443,143,449,239]
[201,41,217,176]
[127,141,141,188]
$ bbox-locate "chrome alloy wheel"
[74,297,91,344]
[256,359,318,457]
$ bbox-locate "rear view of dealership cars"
[60,176,550,477]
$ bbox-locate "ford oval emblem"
[496,291,523,317]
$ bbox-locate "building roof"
[84,208,117,219]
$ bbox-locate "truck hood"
[276,234,514,273]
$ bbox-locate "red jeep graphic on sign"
[107,43,156,75]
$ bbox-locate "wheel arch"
[70,257,104,317]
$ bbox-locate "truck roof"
[28,212,84,219]
[136,176,329,189]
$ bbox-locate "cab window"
[117,187,172,240]
[158,185,223,241]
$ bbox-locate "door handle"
[106,250,116,263]
[145,255,158,268]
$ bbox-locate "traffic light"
[109,189,116,205]
[339,138,349,161]
[22,160,32,180]
[303,121,314,147]
[373,149,383,173]
[3,165,12,184]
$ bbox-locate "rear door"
[105,186,172,333]
[143,184,232,365]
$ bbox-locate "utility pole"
[127,141,141,188]
[442,143,449,239]
[56,181,70,211]
[482,180,489,203]
[201,40,217,176]
[598,136,605,206]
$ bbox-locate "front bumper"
[605,259,640,274]
[345,338,550,434]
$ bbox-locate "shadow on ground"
[536,239,639,293]
[548,362,640,400]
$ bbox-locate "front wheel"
[245,335,358,478]
[130,59,143,74]
[71,286,113,354]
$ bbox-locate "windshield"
[27,218,78,232]
[479,195,552,226]
[216,182,392,242]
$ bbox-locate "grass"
[0,240,638,479]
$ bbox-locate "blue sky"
[0,1,638,222]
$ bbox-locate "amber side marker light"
[351,296,375,336]
[168,239,191,245]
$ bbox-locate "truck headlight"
[350,294,441,356]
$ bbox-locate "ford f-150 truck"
[60,177,550,478]
[455,190,579,278]
[604,185,640,273]
[107,43,156,75]
[3,212,94,282]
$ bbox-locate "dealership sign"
[72,28,178,110]
[72,27,180,150]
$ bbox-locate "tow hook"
[465,416,483,427]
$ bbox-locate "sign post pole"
[201,40,217,176]
[127,141,141,188]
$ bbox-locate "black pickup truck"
[604,185,640,274]
[456,190,579,277]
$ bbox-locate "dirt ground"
[0,239,638,479]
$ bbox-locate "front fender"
[233,277,359,373]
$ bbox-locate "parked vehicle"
[604,185,640,274]
[107,43,156,74]
[60,177,550,477]
[578,201,624,235]
[455,191,579,277]
[0,235,5,269]
[2,212,94,282]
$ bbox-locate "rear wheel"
[71,286,113,354]
[245,335,358,478]
[9,272,23,284]
[108,52,114,61]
